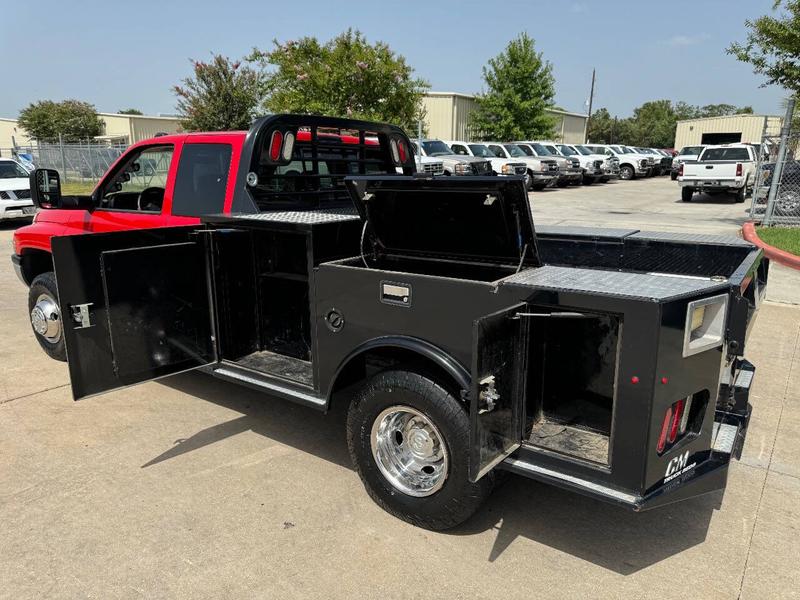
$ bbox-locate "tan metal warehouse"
[673,114,782,149]
[0,118,32,154]
[421,92,588,143]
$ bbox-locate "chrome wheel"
[30,293,62,344]
[371,405,449,497]
[776,190,800,215]
[620,166,633,180]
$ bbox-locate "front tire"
[620,165,634,180]
[28,272,66,362]
[681,187,694,202]
[347,370,493,531]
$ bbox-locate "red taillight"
[736,162,743,176]
[668,399,685,443]
[269,130,283,161]
[397,140,407,163]
[657,407,672,453]
[678,163,684,176]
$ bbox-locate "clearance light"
[269,130,283,161]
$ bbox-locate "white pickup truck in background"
[677,144,757,203]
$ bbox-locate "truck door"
[470,304,528,481]
[52,226,216,400]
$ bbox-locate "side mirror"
[30,169,62,208]
[29,168,93,210]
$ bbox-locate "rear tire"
[28,272,66,362]
[681,187,694,202]
[734,184,747,203]
[347,369,493,531]
[670,172,678,181]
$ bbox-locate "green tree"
[727,0,800,92]
[250,30,428,132]
[697,103,754,117]
[18,99,103,143]
[469,33,557,140]
[587,108,633,144]
[629,100,677,147]
[117,108,143,115]
[174,54,263,131]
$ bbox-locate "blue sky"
[2,0,789,119]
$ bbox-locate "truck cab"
[23,115,767,532]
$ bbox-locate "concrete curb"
[742,221,800,270]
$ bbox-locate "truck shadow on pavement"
[150,371,718,575]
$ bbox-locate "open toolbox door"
[52,226,216,400]
[470,303,529,481]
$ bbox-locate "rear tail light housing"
[267,130,295,163]
[678,163,684,176]
[656,391,708,455]
[736,162,743,177]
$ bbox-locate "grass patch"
[61,181,97,195]
[756,226,800,256]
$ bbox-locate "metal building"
[0,118,32,153]
[421,92,588,143]
[673,114,782,149]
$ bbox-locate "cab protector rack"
[49,115,767,529]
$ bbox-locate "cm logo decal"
[664,451,696,483]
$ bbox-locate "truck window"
[488,145,505,157]
[700,147,751,161]
[450,144,469,156]
[171,143,233,216]
[98,145,174,212]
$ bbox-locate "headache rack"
[229,115,416,214]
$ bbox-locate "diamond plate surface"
[226,207,359,224]
[536,225,639,239]
[502,265,728,301]
[629,231,754,247]
[712,422,738,454]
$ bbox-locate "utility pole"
[584,68,596,143]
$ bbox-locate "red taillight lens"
[397,140,407,163]
[657,407,672,453]
[668,399,684,443]
[678,163,684,176]
[736,162,743,176]
[269,130,283,161]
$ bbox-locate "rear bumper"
[502,360,754,511]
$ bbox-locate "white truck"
[411,139,493,176]
[515,141,583,186]
[555,143,608,184]
[445,141,530,187]
[0,158,35,220]
[482,142,560,190]
[671,145,706,180]
[677,144,757,203]
[584,145,652,181]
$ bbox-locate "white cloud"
[665,33,711,47]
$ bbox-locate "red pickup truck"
[13,126,377,361]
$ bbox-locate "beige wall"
[97,113,183,143]
[674,115,782,149]
[0,118,32,152]
[421,92,588,143]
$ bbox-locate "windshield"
[679,146,704,156]
[516,144,534,156]
[543,145,559,155]
[0,161,29,179]
[529,143,551,155]
[574,145,593,156]
[421,140,454,156]
[700,147,751,161]
[503,144,526,158]
[557,145,578,156]
[468,144,494,158]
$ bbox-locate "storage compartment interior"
[212,228,313,385]
[524,310,620,465]
[334,255,518,282]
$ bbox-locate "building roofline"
[676,114,781,124]
[423,92,588,118]
[96,112,184,121]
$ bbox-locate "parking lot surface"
[2,178,799,599]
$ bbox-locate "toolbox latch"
[478,376,500,414]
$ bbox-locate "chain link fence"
[0,142,127,184]
[750,104,799,226]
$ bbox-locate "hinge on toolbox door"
[69,303,94,329]
[478,376,500,414]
